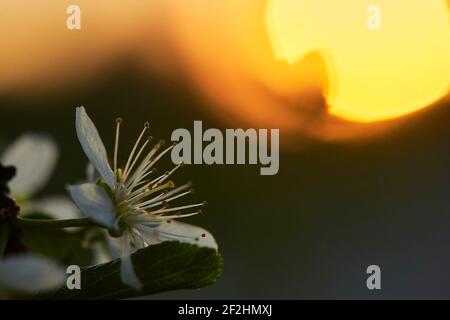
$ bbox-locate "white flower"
[0,254,65,297]
[1,133,57,199]
[68,106,217,289]
[1,134,81,221]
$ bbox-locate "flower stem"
[12,217,100,229]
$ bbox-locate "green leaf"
[0,223,10,259]
[40,241,223,300]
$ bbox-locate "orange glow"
[267,0,450,122]
[1,1,449,143]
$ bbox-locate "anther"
[167,180,175,189]
[115,117,123,124]
[202,201,207,206]
[201,233,206,238]
[144,122,150,129]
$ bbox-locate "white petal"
[76,106,115,188]
[1,133,58,198]
[22,195,82,220]
[87,230,121,264]
[66,183,116,228]
[140,221,218,250]
[82,230,115,265]
[105,234,122,260]
[120,234,141,290]
[91,242,113,265]
[85,163,98,182]
[0,254,65,293]
[120,255,141,290]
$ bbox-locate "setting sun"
[267,0,450,122]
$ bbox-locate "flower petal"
[91,241,113,265]
[139,221,218,250]
[22,195,82,220]
[0,254,65,293]
[67,183,116,228]
[1,133,58,198]
[120,255,141,290]
[105,232,122,260]
[85,163,98,182]
[120,233,141,290]
[76,106,115,188]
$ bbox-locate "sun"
[266,0,450,123]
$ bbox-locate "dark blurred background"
[2,64,449,299]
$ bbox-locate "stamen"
[123,122,150,178]
[152,202,205,215]
[123,136,151,181]
[156,210,201,220]
[127,182,152,199]
[128,167,157,192]
[149,172,167,186]
[137,182,192,207]
[138,190,193,210]
[114,117,123,174]
[134,191,167,209]
[153,163,183,187]
[139,142,175,179]
[125,141,164,189]
[125,167,158,197]
[130,143,176,190]
[125,180,175,205]
[131,179,151,190]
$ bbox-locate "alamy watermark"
[367,4,382,30]
[366,265,381,290]
[66,265,81,290]
[171,121,279,176]
[66,5,81,30]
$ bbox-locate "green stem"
[12,217,100,229]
